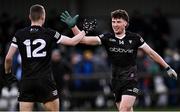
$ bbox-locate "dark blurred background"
[0,0,180,111]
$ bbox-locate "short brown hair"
[111,9,129,22]
[30,4,45,21]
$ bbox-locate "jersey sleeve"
[47,28,61,43]
[98,32,112,45]
[11,32,19,48]
[136,34,145,48]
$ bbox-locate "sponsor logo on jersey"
[127,88,139,94]
[30,28,39,33]
[109,38,116,42]
[109,47,134,53]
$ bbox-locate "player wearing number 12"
[4,4,85,111]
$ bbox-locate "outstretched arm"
[60,11,101,45]
[140,43,177,79]
[72,26,101,45]
[58,30,85,46]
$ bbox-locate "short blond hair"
[30,4,45,21]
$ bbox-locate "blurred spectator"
[93,47,110,73]
[150,8,171,57]
[70,51,83,90]
[128,10,150,38]
[51,49,72,110]
[164,48,179,106]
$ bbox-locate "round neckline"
[115,34,126,40]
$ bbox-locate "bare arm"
[72,26,101,45]
[140,43,169,68]
[140,43,177,79]
[58,30,85,46]
[60,12,101,45]
[5,45,17,74]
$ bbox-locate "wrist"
[69,24,75,28]
[5,72,12,75]
[165,66,171,71]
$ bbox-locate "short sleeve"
[136,34,145,48]
[98,32,112,45]
[11,32,19,48]
[47,28,61,43]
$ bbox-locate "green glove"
[60,11,79,28]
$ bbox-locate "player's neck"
[31,21,43,27]
[115,30,126,39]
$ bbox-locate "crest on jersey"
[129,40,132,44]
[119,40,124,44]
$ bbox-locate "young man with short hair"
[4,4,85,111]
[60,9,177,111]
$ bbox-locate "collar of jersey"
[115,34,126,40]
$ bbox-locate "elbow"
[5,56,12,64]
[148,51,155,59]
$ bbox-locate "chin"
[114,31,122,35]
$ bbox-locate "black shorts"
[18,76,58,103]
[111,78,139,102]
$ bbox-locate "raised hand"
[60,11,79,28]
[82,19,97,34]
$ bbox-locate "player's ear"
[29,14,32,21]
[125,21,129,29]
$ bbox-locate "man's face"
[112,18,127,35]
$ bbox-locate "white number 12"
[23,39,47,58]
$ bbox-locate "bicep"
[139,43,154,56]
[80,36,101,45]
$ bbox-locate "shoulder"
[45,28,61,40]
[14,27,30,37]
[45,28,59,35]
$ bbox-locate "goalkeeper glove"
[4,73,18,86]
[60,11,79,28]
[165,66,178,80]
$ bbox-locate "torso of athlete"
[11,25,61,80]
[98,31,145,81]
